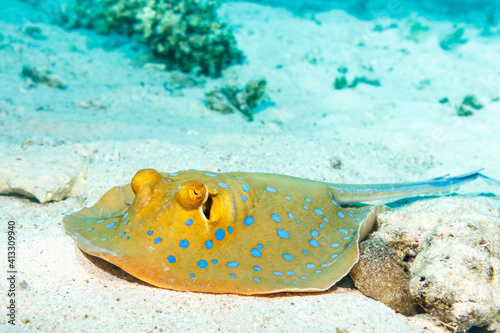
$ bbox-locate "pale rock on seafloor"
[0,144,88,203]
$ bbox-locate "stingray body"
[63,169,481,294]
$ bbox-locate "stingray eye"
[189,188,202,200]
[177,181,208,209]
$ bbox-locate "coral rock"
[409,218,500,332]
[374,197,500,332]
[61,0,244,77]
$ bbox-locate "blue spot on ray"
[147,230,153,236]
[271,213,281,222]
[253,277,260,282]
[154,237,162,244]
[86,228,93,231]
[309,239,319,247]
[105,222,117,229]
[242,195,248,202]
[179,239,189,248]
[215,228,225,241]
[189,273,195,278]
[254,266,262,271]
[302,250,310,255]
[287,271,295,276]
[167,255,176,263]
[314,209,323,215]
[197,260,208,269]
[331,243,340,247]
[241,184,250,192]
[338,211,345,218]
[305,197,311,203]
[229,274,237,279]
[217,182,229,189]
[185,219,193,226]
[244,216,255,226]
[251,248,262,257]
[257,243,264,250]
[204,173,218,177]
[306,264,315,269]
[339,229,348,234]
[311,230,319,237]
[265,186,277,193]
[277,228,290,239]
[273,271,283,276]
[122,212,129,220]
[211,259,218,264]
[285,195,291,200]
[227,226,233,234]
[205,240,213,250]
[288,212,295,219]
[119,232,125,237]
[282,253,293,261]
[227,261,239,268]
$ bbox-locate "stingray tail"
[328,170,494,205]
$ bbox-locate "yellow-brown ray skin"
[63,170,379,294]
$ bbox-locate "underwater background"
[0,0,499,332]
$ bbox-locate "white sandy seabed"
[0,0,499,332]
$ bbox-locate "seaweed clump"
[405,14,429,43]
[21,65,67,90]
[61,0,244,77]
[439,26,467,51]
[334,67,380,90]
[205,78,267,121]
[456,95,484,117]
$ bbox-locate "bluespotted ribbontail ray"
[63,169,485,294]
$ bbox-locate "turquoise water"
[1,0,499,147]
